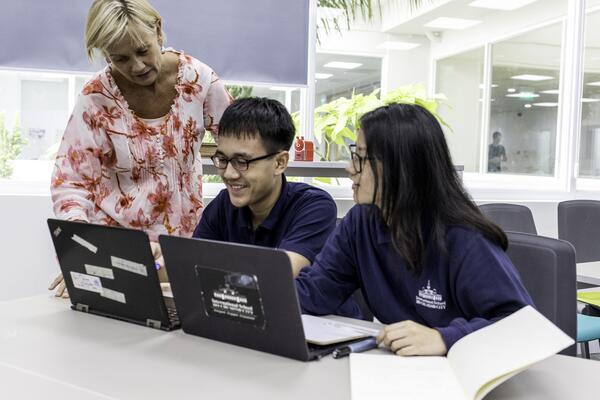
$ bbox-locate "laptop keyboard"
[167,305,180,324]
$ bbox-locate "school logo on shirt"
[416,281,446,310]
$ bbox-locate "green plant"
[383,83,451,130]
[0,112,26,178]
[225,85,254,100]
[295,83,448,162]
[312,89,381,160]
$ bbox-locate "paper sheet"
[302,315,379,345]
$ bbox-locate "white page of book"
[448,306,574,400]
[350,353,467,400]
[301,315,380,345]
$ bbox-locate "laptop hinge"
[75,303,89,313]
[146,319,162,329]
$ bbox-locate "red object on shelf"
[294,136,314,161]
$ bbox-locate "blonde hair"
[85,0,165,61]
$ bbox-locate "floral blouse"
[51,51,232,241]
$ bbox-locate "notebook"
[350,306,574,400]
[47,219,179,331]
[159,235,376,360]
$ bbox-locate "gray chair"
[505,231,577,356]
[558,200,600,262]
[479,203,537,234]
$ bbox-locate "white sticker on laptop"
[111,256,148,277]
[70,271,103,294]
[101,288,126,304]
[71,234,98,253]
[84,264,114,280]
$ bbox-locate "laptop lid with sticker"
[160,235,310,361]
[47,219,175,330]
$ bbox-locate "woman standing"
[50,0,231,296]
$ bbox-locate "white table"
[1,296,599,400]
[577,261,600,285]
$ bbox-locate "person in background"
[295,104,533,356]
[193,97,362,318]
[49,0,231,297]
[488,131,507,172]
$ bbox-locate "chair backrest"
[479,203,537,234]
[506,232,577,356]
[558,200,600,263]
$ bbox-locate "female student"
[295,104,533,356]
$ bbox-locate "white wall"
[436,50,484,172]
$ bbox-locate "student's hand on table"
[48,273,69,298]
[377,320,447,356]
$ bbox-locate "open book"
[350,306,574,400]
[577,291,600,309]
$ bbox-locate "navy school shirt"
[295,204,534,350]
[192,175,363,318]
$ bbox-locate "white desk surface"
[1,296,599,400]
[577,261,600,285]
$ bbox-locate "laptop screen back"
[159,235,310,360]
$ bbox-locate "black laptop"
[159,235,377,361]
[47,219,179,331]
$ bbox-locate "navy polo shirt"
[295,204,534,349]
[193,175,336,263]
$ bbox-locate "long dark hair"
[360,103,506,274]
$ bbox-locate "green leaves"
[383,84,452,130]
[307,84,450,161]
[0,112,26,178]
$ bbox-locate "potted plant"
[295,83,449,162]
[0,112,26,178]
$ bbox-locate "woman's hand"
[377,320,447,356]
[48,273,69,298]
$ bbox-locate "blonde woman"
[49,0,232,296]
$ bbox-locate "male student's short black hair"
[218,97,296,153]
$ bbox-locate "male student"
[192,97,362,318]
[193,97,334,276]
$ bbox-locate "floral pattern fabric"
[51,51,232,241]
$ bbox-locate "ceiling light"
[524,104,532,108]
[424,17,481,30]
[315,73,333,80]
[478,84,498,89]
[586,81,600,86]
[582,98,600,103]
[376,41,421,51]
[541,89,559,94]
[469,0,538,11]
[324,61,362,70]
[511,74,554,81]
[533,102,558,107]
[269,86,293,91]
[507,88,517,93]
[506,92,539,99]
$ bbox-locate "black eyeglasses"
[349,144,371,173]
[210,151,280,171]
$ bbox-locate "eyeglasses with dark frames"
[349,144,371,173]
[210,151,280,171]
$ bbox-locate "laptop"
[47,219,179,331]
[159,235,379,361]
